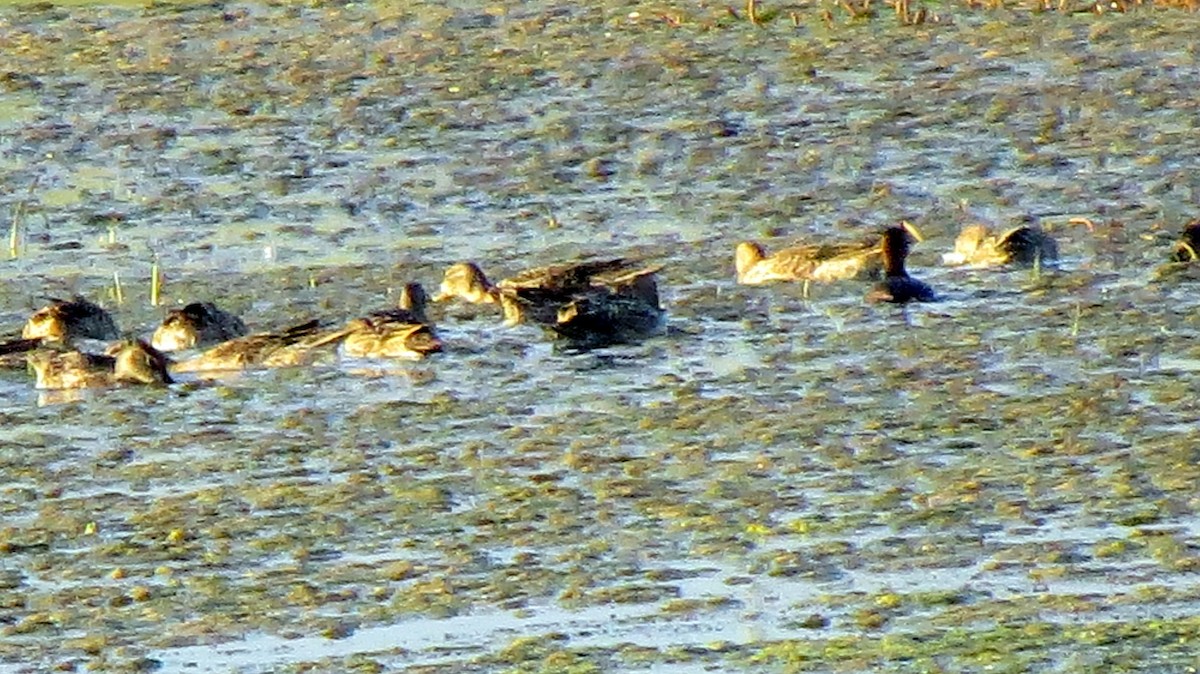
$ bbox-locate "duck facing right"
[868,223,937,304]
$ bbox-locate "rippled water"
[2,2,1200,673]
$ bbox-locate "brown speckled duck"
[432,261,499,305]
[434,258,662,327]
[171,319,339,373]
[339,283,443,360]
[942,224,1059,268]
[27,339,173,390]
[735,222,924,289]
[22,296,119,343]
[151,302,248,352]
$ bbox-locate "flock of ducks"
[0,218,1192,391]
[0,252,667,390]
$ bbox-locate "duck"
[552,287,666,349]
[26,339,173,390]
[434,258,662,327]
[735,222,926,293]
[434,258,640,303]
[151,302,248,351]
[504,266,664,327]
[942,224,1059,268]
[339,283,443,360]
[1169,220,1200,263]
[171,319,340,373]
[22,296,119,343]
[867,223,937,304]
[341,320,442,360]
[735,239,881,286]
[432,261,500,306]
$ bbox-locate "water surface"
[2,2,1200,673]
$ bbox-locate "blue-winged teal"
[434,258,662,327]
[27,339,172,390]
[942,224,1059,268]
[171,319,338,372]
[432,261,500,305]
[434,258,638,301]
[339,283,443,360]
[736,239,882,286]
[736,222,924,289]
[151,302,248,351]
[501,266,662,327]
[22,297,119,343]
[868,224,936,304]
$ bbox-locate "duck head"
[881,222,922,276]
[398,282,431,323]
[734,242,767,281]
[108,340,174,385]
[433,262,497,304]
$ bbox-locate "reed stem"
[9,177,40,259]
[150,257,161,307]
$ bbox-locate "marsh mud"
[3,1,1200,672]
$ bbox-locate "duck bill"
[899,220,924,243]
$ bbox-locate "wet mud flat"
[3,1,1200,672]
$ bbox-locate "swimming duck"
[1169,220,1200,263]
[433,261,500,305]
[22,296,119,343]
[434,258,639,302]
[508,265,663,328]
[434,258,662,327]
[867,223,936,304]
[942,224,1059,268]
[341,319,442,360]
[171,319,339,373]
[339,283,443,360]
[735,238,882,286]
[387,282,432,325]
[552,289,666,349]
[151,302,248,351]
[735,222,925,290]
[27,339,173,390]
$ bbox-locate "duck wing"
[173,319,323,371]
[498,257,632,293]
[553,291,665,347]
[998,226,1058,265]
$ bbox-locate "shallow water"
[3,1,1200,673]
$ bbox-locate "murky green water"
[2,1,1200,673]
